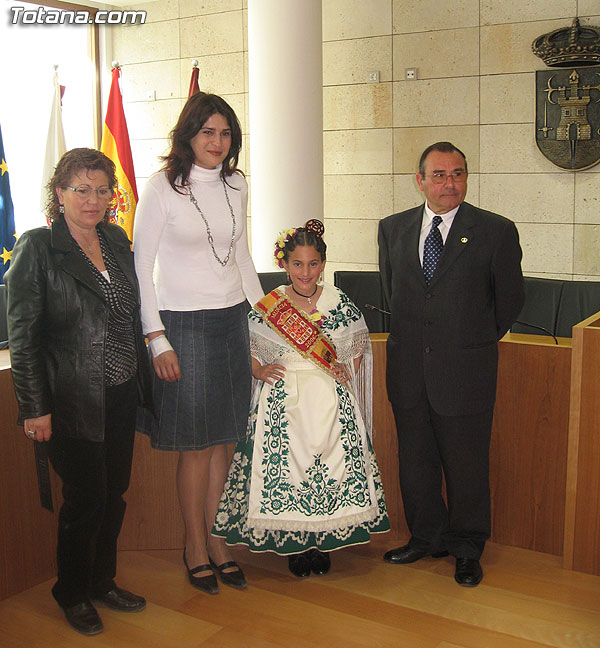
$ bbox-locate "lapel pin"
[461,237,468,244]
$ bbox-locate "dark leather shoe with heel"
[62,601,104,635]
[209,557,247,589]
[183,549,219,594]
[383,544,449,564]
[288,552,311,578]
[309,549,331,575]
[454,558,483,587]
[94,586,146,612]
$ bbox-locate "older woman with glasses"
[6,148,153,636]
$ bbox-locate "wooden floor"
[1,538,599,647]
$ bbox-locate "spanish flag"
[101,66,137,240]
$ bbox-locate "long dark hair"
[47,148,116,223]
[161,92,243,194]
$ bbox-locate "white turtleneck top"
[133,164,264,334]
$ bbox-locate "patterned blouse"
[77,230,138,386]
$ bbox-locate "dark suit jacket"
[6,218,153,441]
[378,201,524,417]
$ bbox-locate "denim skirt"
[137,302,252,451]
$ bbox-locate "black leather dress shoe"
[383,544,449,564]
[454,558,483,587]
[209,557,248,589]
[309,549,331,575]
[183,549,219,594]
[62,601,104,635]
[288,552,311,578]
[94,586,146,612]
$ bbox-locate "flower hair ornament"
[274,227,299,268]
[273,219,325,268]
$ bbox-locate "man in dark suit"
[378,142,524,586]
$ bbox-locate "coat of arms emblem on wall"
[533,18,600,170]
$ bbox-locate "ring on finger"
[27,430,35,438]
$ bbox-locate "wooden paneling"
[3,320,600,602]
[0,361,61,601]
[372,334,573,557]
[490,335,571,555]
[564,315,600,574]
[119,434,186,551]
[371,335,408,540]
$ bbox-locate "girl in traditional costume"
[213,220,389,577]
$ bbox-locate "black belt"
[34,441,54,512]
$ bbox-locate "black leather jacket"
[5,218,153,441]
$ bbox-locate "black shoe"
[454,558,483,587]
[288,552,311,578]
[209,557,248,589]
[183,549,219,594]
[93,586,146,612]
[383,544,449,564]
[309,549,331,575]
[61,601,104,636]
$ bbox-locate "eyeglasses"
[424,170,467,184]
[65,185,113,199]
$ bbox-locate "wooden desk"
[0,350,62,600]
[491,333,571,556]
[2,324,599,601]
[368,333,572,557]
[564,314,600,574]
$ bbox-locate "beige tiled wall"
[111,0,248,190]
[111,1,600,281]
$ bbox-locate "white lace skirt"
[213,357,389,553]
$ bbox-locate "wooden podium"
[2,315,600,600]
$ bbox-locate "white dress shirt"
[418,202,460,266]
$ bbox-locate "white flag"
[40,69,66,213]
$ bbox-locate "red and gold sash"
[255,290,337,374]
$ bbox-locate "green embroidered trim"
[258,382,373,517]
[260,379,291,514]
[321,291,362,332]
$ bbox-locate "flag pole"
[40,65,67,216]
[188,59,200,97]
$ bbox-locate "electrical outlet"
[367,70,380,83]
[405,68,417,81]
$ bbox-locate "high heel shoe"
[209,557,248,589]
[183,548,219,594]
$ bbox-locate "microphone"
[365,303,391,316]
[513,320,558,345]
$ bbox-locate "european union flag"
[0,123,16,283]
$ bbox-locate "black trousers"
[48,377,137,608]
[391,388,493,560]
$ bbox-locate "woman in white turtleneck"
[133,93,264,594]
